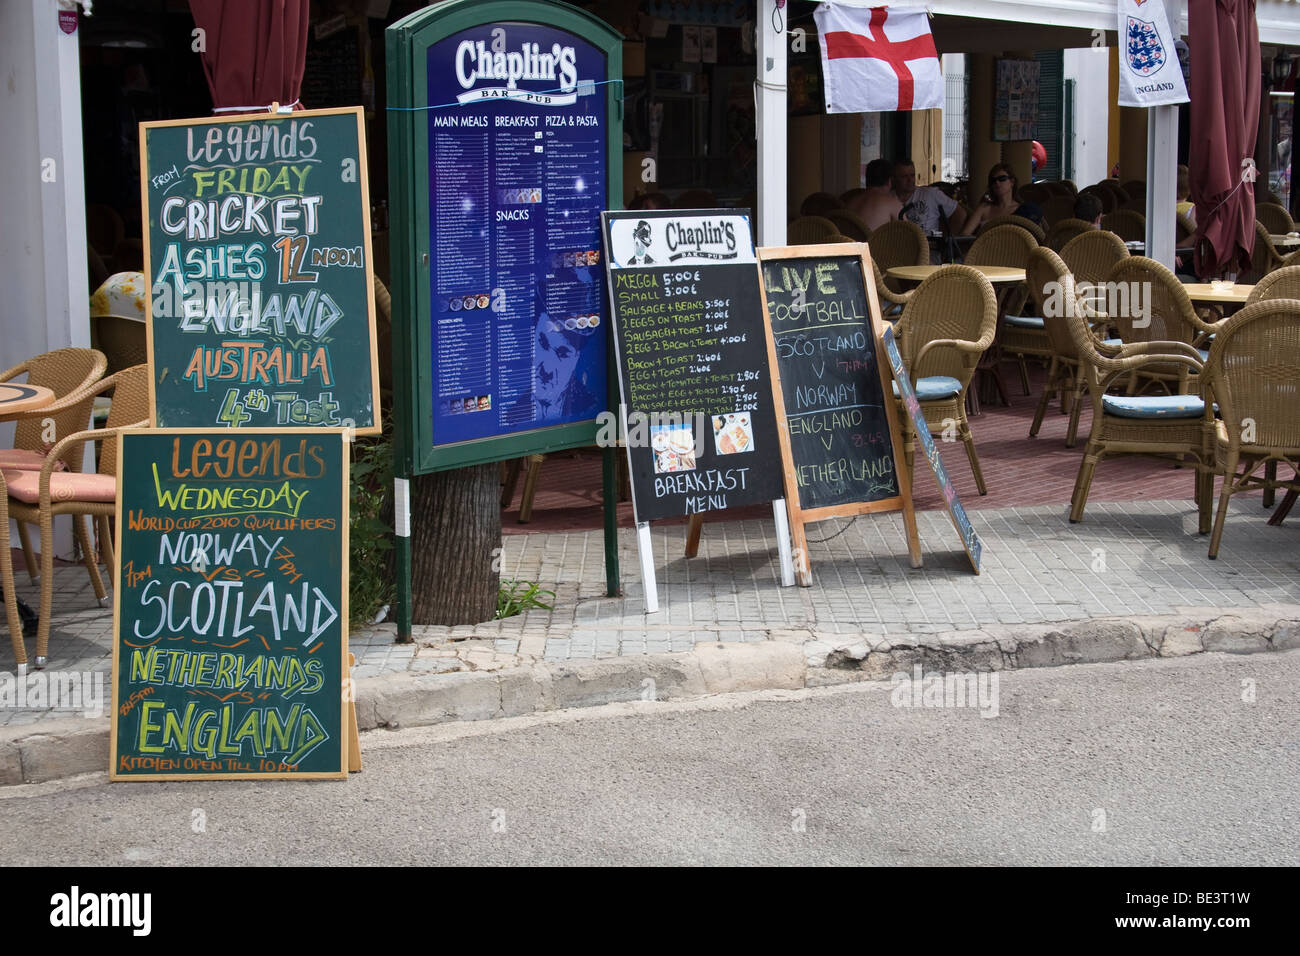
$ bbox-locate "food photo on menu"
[651,424,698,474]
[713,412,755,456]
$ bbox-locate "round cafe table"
[886,265,1027,409]
[1182,283,1254,306]
[0,382,56,650]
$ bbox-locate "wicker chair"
[871,258,913,317]
[1175,212,1196,245]
[1255,202,1295,235]
[1244,221,1285,282]
[1282,249,1300,269]
[1025,247,1088,446]
[1042,195,1077,227]
[1046,218,1095,252]
[1063,272,1212,525]
[869,219,930,291]
[1081,186,1116,214]
[0,347,109,582]
[824,209,871,241]
[978,215,1046,243]
[1101,209,1146,242]
[1245,265,1300,303]
[788,216,839,244]
[1106,256,1221,395]
[1120,180,1146,201]
[964,223,1039,269]
[1201,300,1300,558]
[0,473,26,668]
[892,266,998,494]
[4,364,151,664]
[1060,229,1129,286]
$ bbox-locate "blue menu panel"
[426,23,608,447]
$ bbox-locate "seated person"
[1074,192,1103,227]
[848,158,903,230]
[960,163,1022,235]
[892,157,967,235]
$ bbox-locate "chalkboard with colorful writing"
[139,107,380,433]
[603,209,784,523]
[757,244,919,583]
[111,429,349,780]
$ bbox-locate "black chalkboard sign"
[758,244,919,582]
[139,107,380,433]
[111,429,349,780]
[602,210,784,523]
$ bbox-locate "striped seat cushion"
[3,469,115,504]
[1005,315,1045,329]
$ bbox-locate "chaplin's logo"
[454,39,582,106]
[1126,16,1166,76]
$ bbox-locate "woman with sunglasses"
[960,163,1021,235]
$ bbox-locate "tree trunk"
[410,464,499,624]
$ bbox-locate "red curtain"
[1188,0,1261,279]
[189,0,310,114]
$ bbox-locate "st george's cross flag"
[814,4,943,114]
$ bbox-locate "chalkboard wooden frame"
[139,106,382,436]
[109,428,351,781]
[756,243,921,585]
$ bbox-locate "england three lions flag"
[815,4,943,113]
[1116,0,1188,107]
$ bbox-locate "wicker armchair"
[788,216,839,244]
[0,347,109,583]
[0,473,26,668]
[869,219,930,291]
[964,223,1039,269]
[1175,213,1196,245]
[4,365,150,664]
[1255,202,1295,235]
[1025,247,1088,446]
[1100,209,1146,242]
[1062,272,1212,525]
[1106,256,1221,395]
[824,209,871,242]
[978,215,1046,244]
[1201,300,1300,558]
[1046,218,1095,252]
[892,266,998,494]
[1081,186,1116,214]
[1244,221,1285,281]
[871,258,912,317]
[1060,229,1129,286]
[1245,265,1300,303]
[1282,249,1300,269]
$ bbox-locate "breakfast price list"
[603,210,784,523]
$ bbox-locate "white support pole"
[771,499,795,586]
[1145,106,1179,271]
[636,521,659,613]
[756,0,787,246]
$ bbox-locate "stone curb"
[4,607,1298,786]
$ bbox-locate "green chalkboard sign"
[140,108,380,434]
[111,429,349,780]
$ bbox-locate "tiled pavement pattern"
[502,361,1202,532]
[4,495,1298,726]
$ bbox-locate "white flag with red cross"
[814,4,944,113]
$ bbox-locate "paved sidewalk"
[3,495,1298,732]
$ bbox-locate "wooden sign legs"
[348,652,362,773]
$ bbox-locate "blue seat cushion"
[1005,315,1045,329]
[1102,337,1123,347]
[891,375,963,401]
[1102,394,1205,419]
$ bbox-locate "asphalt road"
[2,652,1298,866]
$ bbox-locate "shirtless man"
[848,158,903,230]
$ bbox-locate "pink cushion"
[0,449,66,471]
[3,469,115,504]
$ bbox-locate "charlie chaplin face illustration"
[633,220,652,257]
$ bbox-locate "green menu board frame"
[110,429,349,780]
[385,0,623,475]
[139,107,380,434]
